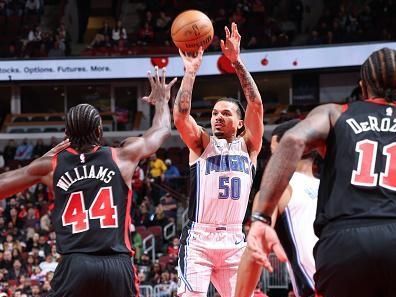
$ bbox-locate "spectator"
[112,20,127,43]
[32,139,47,158]
[3,44,20,58]
[148,153,167,203]
[3,140,17,165]
[137,22,155,45]
[48,41,65,57]
[132,164,145,201]
[14,139,33,161]
[166,237,179,259]
[27,26,42,43]
[8,259,25,281]
[163,159,180,182]
[38,254,57,274]
[159,193,177,222]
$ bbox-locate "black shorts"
[314,221,396,297]
[47,253,139,297]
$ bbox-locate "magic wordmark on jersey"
[205,155,250,175]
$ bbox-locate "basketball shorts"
[47,253,139,297]
[314,220,396,297]
[177,221,246,297]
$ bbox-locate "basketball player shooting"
[0,67,177,297]
[173,23,264,297]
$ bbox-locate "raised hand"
[179,47,204,74]
[142,66,178,105]
[247,221,288,272]
[43,138,70,158]
[220,22,241,64]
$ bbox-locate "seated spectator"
[148,153,167,203]
[159,193,177,222]
[8,259,25,281]
[147,261,162,286]
[14,139,33,161]
[163,159,180,185]
[32,139,46,158]
[132,164,145,202]
[3,139,16,165]
[38,254,57,274]
[27,26,42,43]
[158,271,177,297]
[166,237,179,259]
[6,0,24,16]
[137,251,152,273]
[112,20,127,43]
[48,41,65,57]
[151,204,169,227]
[137,22,155,46]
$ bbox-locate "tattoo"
[176,90,192,114]
[233,60,260,104]
[174,73,196,115]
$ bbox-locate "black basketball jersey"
[52,146,133,255]
[315,99,396,236]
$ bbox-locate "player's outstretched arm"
[249,104,341,267]
[120,67,177,161]
[221,22,264,155]
[173,47,209,155]
[0,139,70,199]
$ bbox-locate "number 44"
[62,187,118,234]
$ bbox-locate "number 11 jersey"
[52,146,133,255]
[188,136,255,225]
[316,99,396,237]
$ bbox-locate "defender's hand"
[142,66,178,105]
[247,221,288,272]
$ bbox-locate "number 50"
[219,177,241,200]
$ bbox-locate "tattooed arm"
[220,23,264,158]
[173,47,210,157]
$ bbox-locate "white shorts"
[177,221,246,297]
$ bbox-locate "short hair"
[215,97,246,136]
[65,104,102,150]
[215,97,246,120]
[272,119,301,142]
[361,47,396,102]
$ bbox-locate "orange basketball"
[171,10,214,53]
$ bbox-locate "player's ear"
[360,80,368,99]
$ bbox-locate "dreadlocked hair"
[215,97,246,136]
[361,47,396,102]
[65,104,102,151]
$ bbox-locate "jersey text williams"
[56,165,115,191]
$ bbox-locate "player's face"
[211,101,243,139]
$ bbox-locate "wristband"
[251,212,272,226]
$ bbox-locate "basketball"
[171,10,214,53]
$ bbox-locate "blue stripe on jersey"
[284,207,315,293]
[178,223,194,291]
[195,162,200,221]
[275,209,315,297]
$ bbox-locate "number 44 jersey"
[188,136,255,225]
[52,147,133,255]
[316,99,396,237]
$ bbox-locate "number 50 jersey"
[188,137,255,225]
[52,147,133,255]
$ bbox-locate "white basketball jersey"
[276,172,319,297]
[188,136,255,225]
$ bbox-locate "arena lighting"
[0,42,395,81]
